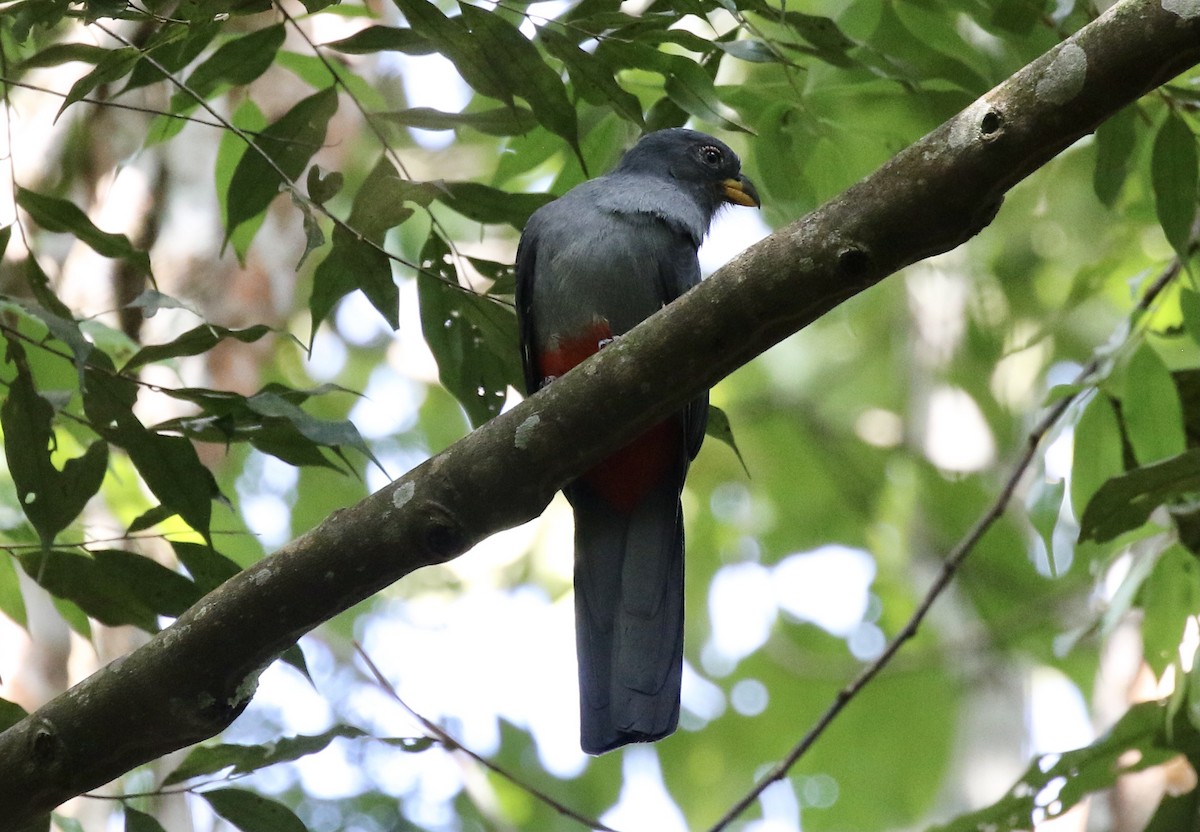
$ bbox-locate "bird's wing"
[655,230,710,461]
[514,213,543,396]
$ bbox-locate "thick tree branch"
[1,1,1198,826]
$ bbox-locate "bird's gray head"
[615,128,760,217]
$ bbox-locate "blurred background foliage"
[0,0,1198,830]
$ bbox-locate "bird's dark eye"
[698,145,724,166]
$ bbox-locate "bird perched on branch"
[516,128,760,754]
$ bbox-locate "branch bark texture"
[2,0,1199,826]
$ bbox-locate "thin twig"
[0,76,253,130]
[705,254,1185,832]
[354,641,621,832]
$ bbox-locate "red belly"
[540,322,677,512]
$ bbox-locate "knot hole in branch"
[837,246,872,284]
[423,507,468,563]
[30,720,62,766]
[979,108,1003,140]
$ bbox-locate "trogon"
[515,128,760,754]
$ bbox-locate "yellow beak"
[722,175,761,208]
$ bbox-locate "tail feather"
[567,461,687,755]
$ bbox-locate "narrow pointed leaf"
[171,542,241,595]
[391,0,509,101]
[16,188,152,276]
[20,550,159,631]
[123,324,275,372]
[1124,344,1186,465]
[202,789,308,832]
[375,106,538,136]
[418,233,513,427]
[1080,448,1200,543]
[1151,110,1198,258]
[224,86,338,247]
[1,339,108,547]
[57,47,139,116]
[177,24,286,105]
[538,26,644,126]
[434,182,553,228]
[323,25,437,55]
[705,405,750,476]
[124,807,168,832]
[458,4,580,155]
[1093,105,1136,207]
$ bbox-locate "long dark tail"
[568,474,686,755]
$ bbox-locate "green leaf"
[56,46,139,116]
[322,25,437,55]
[434,181,553,228]
[83,369,220,540]
[17,42,109,71]
[245,390,379,468]
[537,26,644,127]
[123,21,220,94]
[224,86,339,251]
[275,52,386,111]
[1151,111,1199,258]
[1140,544,1200,678]
[381,736,437,752]
[125,289,200,318]
[280,643,313,685]
[293,193,326,271]
[20,550,159,631]
[16,188,152,276]
[1080,448,1200,543]
[714,39,783,63]
[123,324,275,373]
[149,383,365,472]
[1093,105,1137,207]
[178,24,286,104]
[929,702,1172,831]
[457,4,581,158]
[310,229,396,337]
[781,10,857,57]
[0,697,28,732]
[0,554,28,629]
[418,233,516,427]
[202,788,308,832]
[215,99,268,256]
[91,549,203,618]
[171,541,241,594]
[391,0,511,102]
[305,165,343,205]
[1181,289,1200,349]
[127,504,177,534]
[1070,393,1124,519]
[597,41,749,132]
[1,339,108,548]
[19,259,95,377]
[376,106,539,136]
[1124,344,1186,465]
[124,806,168,832]
[167,726,367,785]
[705,405,750,476]
[990,0,1049,34]
[344,156,416,241]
